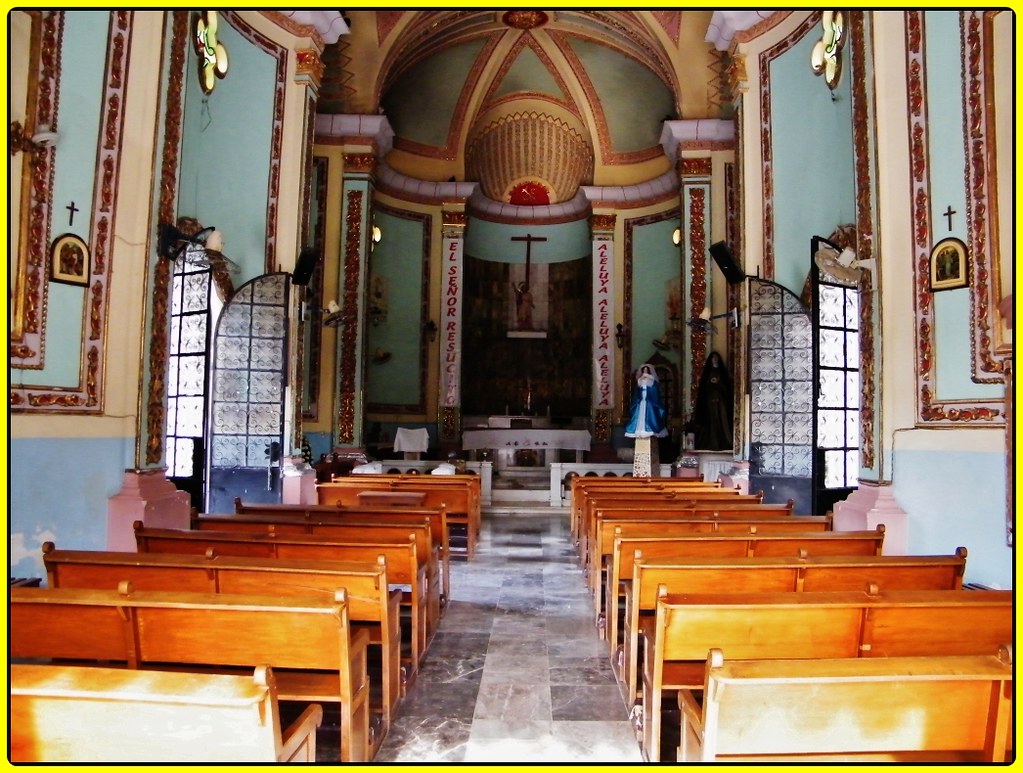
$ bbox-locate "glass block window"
[208,274,289,473]
[166,258,213,478]
[813,238,861,489]
[748,280,813,478]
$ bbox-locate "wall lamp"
[615,323,626,349]
[687,306,739,332]
[10,121,58,158]
[424,319,438,342]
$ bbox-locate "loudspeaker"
[292,247,320,286]
[709,241,745,284]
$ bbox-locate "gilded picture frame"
[50,233,91,287]
[929,237,968,292]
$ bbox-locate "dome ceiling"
[321,10,728,197]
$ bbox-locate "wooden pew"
[595,516,833,641]
[10,663,324,763]
[591,525,884,610]
[679,647,1013,762]
[41,543,402,747]
[191,514,443,641]
[569,477,726,543]
[641,585,1013,761]
[617,548,969,710]
[577,490,766,566]
[317,475,480,560]
[133,523,431,672]
[590,513,831,606]
[10,584,373,763]
[231,498,452,602]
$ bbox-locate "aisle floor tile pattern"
[368,508,644,764]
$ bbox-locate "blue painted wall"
[893,447,1012,589]
[365,211,426,406]
[769,26,855,295]
[178,17,277,285]
[10,437,131,581]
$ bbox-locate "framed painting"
[929,237,968,292]
[50,233,90,286]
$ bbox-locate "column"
[591,213,616,453]
[438,208,466,451]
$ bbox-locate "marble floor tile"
[351,508,645,764]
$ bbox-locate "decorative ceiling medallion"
[501,10,549,30]
[507,180,551,206]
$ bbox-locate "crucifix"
[66,201,79,227]
[943,205,957,231]
[511,233,547,285]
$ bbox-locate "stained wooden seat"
[10,663,323,763]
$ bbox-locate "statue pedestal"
[632,437,660,477]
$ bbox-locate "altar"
[462,426,591,470]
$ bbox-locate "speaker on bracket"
[709,241,745,284]
[292,247,320,286]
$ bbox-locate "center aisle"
[372,506,643,763]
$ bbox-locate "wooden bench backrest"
[10,663,321,763]
[593,517,834,599]
[655,587,1013,664]
[602,528,884,600]
[134,524,420,584]
[43,543,391,621]
[578,491,766,558]
[634,550,968,610]
[318,476,479,514]
[10,585,370,761]
[199,509,451,603]
[569,479,727,539]
[683,647,1013,762]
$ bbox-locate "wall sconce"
[615,323,626,349]
[687,306,739,332]
[10,121,58,158]
[371,225,382,243]
[424,320,438,342]
[672,227,681,246]
[157,220,238,272]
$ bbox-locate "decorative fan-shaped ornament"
[814,245,861,286]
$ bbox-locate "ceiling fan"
[814,244,874,286]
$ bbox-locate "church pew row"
[10,664,324,763]
[589,525,885,611]
[640,585,1013,762]
[133,523,431,674]
[192,513,444,635]
[317,475,480,560]
[10,584,372,763]
[575,490,768,565]
[679,647,1013,763]
[231,498,452,602]
[589,512,828,609]
[595,516,830,642]
[41,542,402,748]
[616,548,969,710]
[569,478,729,545]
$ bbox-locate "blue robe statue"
[625,364,668,438]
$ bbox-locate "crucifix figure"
[66,201,79,227]
[510,233,547,331]
[943,205,957,232]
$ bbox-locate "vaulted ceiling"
[318,10,733,192]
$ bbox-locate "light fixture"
[424,320,438,342]
[371,225,382,243]
[615,323,626,349]
[157,220,238,272]
[687,307,739,332]
[672,228,681,246]
[10,121,58,158]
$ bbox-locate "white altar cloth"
[462,428,591,452]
